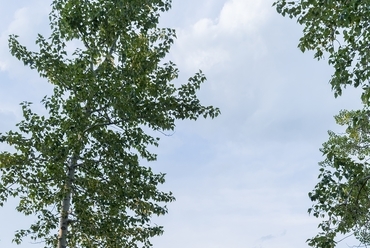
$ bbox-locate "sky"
[0,0,365,248]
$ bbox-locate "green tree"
[307,109,370,247]
[273,0,370,247]
[273,0,370,101]
[0,0,220,247]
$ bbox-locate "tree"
[0,0,220,247]
[307,109,370,247]
[273,0,370,101]
[273,0,370,247]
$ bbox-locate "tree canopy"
[308,109,370,247]
[273,0,370,247]
[274,0,370,101]
[0,0,220,247]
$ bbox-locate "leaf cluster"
[273,0,370,100]
[306,109,370,247]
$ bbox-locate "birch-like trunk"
[58,154,78,248]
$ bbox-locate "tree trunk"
[58,154,78,248]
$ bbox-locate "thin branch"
[337,232,354,243]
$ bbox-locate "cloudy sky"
[0,0,365,247]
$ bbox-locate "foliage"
[272,1,370,247]
[0,0,220,247]
[308,109,370,247]
[273,0,370,101]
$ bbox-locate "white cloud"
[0,60,7,71]
[171,0,271,72]
[218,0,270,34]
[0,1,50,72]
[7,7,32,35]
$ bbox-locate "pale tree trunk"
[58,154,78,248]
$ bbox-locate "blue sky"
[0,0,365,247]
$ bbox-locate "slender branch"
[107,35,118,59]
[336,232,354,243]
[83,119,122,133]
[93,34,120,73]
